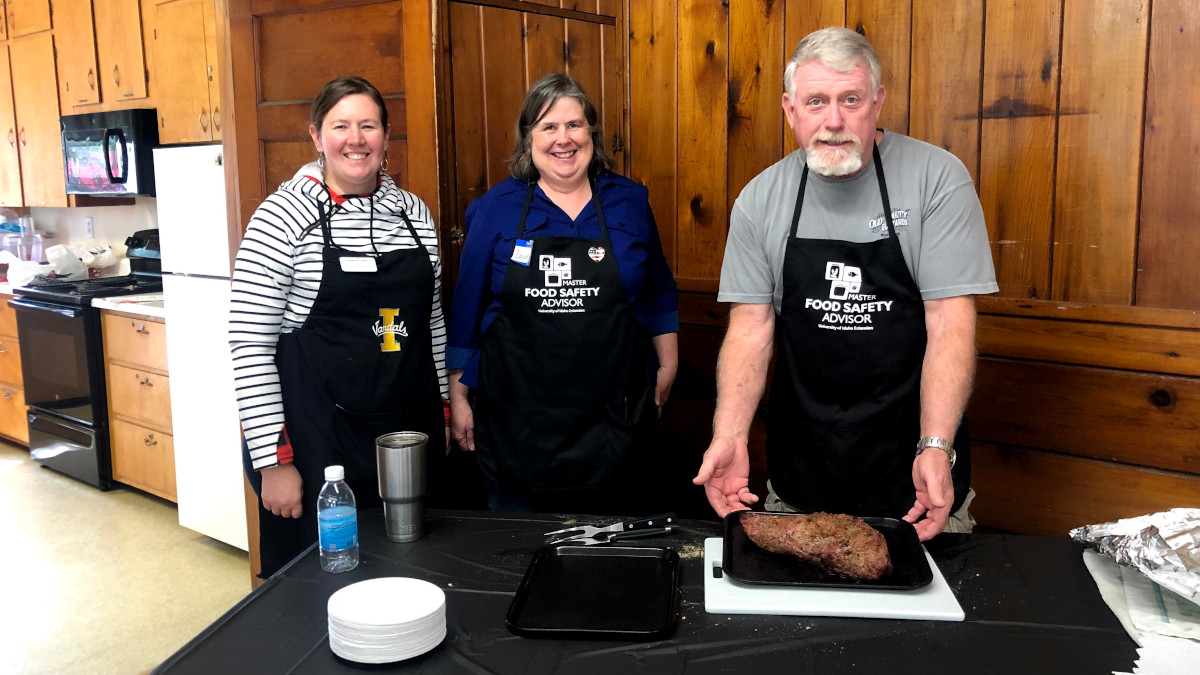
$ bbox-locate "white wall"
[29,198,158,259]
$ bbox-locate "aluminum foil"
[1070,508,1200,607]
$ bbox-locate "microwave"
[62,109,159,197]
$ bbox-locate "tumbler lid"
[325,465,345,481]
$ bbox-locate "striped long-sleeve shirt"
[230,164,448,470]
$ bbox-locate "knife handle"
[622,513,676,531]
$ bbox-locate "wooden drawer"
[111,418,177,501]
[0,335,21,388]
[0,384,28,446]
[102,312,169,372]
[0,293,17,338]
[107,364,172,430]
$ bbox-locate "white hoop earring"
[317,152,326,171]
[379,157,390,174]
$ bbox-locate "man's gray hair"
[783,27,882,99]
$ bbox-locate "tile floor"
[0,441,250,674]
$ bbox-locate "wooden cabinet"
[152,0,221,143]
[94,0,149,101]
[5,0,52,38]
[0,47,22,206]
[54,0,101,107]
[56,0,148,109]
[0,0,7,40]
[6,34,66,206]
[0,292,27,446]
[102,310,176,501]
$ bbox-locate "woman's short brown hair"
[311,76,389,131]
[507,73,612,183]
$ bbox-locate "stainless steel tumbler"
[376,431,428,543]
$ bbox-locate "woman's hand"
[260,464,303,518]
[449,371,475,451]
[652,333,679,416]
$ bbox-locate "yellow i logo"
[379,308,400,352]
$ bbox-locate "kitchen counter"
[92,293,167,319]
[154,509,1138,674]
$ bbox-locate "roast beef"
[741,512,893,581]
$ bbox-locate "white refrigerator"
[153,145,248,551]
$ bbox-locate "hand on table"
[260,463,303,518]
[903,450,954,540]
[692,436,759,517]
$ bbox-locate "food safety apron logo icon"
[539,255,572,287]
[825,262,862,300]
[588,246,605,262]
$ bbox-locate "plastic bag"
[44,244,89,280]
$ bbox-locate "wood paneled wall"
[621,0,1200,534]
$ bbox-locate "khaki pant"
[764,481,977,534]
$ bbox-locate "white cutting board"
[703,538,964,621]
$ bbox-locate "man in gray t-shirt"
[694,27,997,540]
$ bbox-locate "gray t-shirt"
[719,131,998,312]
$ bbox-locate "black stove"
[16,273,163,306]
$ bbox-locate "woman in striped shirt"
[230,77,448,577]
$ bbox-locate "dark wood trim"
[675,277,721,293]
[978,296,1200,330]
[402,0,440,212]
[448,0,616,25]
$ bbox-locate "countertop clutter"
[154,510,1140,674]
[92,292,167,319]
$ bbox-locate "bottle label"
[318,505,358,552]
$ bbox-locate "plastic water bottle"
[317,465,359,573]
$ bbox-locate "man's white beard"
[805,132,864,177]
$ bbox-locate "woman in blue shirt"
[447,73,679,514]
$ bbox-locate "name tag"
[512,239,533,266]
[340,256,378,273]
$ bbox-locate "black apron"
[768,143,969,518]
[473,182,656,505]
[248,196,445,577]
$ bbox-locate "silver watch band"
[916,436,956,469]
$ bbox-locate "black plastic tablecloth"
[154,509,1138,674]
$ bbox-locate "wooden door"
[94,0,149,101]
[152,0,212,143]
[228,0,438,227]
[54,0,101,108]
[0,46,22,205]
[5,0,51,37]
[442,0,626,296]
[9,34,65,207]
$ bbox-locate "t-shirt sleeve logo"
[373,308,409,352]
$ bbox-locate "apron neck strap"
[789,136,895,240]
[515,178,607,239]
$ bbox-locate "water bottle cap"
[324,465,345,481]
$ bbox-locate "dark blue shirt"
[448,172,679,388]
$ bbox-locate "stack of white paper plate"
[327,577,447,664]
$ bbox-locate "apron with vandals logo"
[768,143,969,518]
[474,182,655,496]
[256,197,445,575]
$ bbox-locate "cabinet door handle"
[2,389,12,399]
[18,127,25,147]
[112,64,121,88]
[212,106,221,133]
[6,129,14,148]
[199,109,209,132]
[136,323,150,335]
[138,375,153,387]
[87,68,95,91]
[144,433,157,447]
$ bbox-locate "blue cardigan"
[447,172,679,389]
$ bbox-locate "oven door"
[10,297,97,425]
[28,409,109,490]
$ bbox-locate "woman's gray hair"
[507,73,612,183]
[783,27,882,99]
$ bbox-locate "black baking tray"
[506,545,680,638]
[723,512,932,590]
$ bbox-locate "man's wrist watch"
[916,436,956,469]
